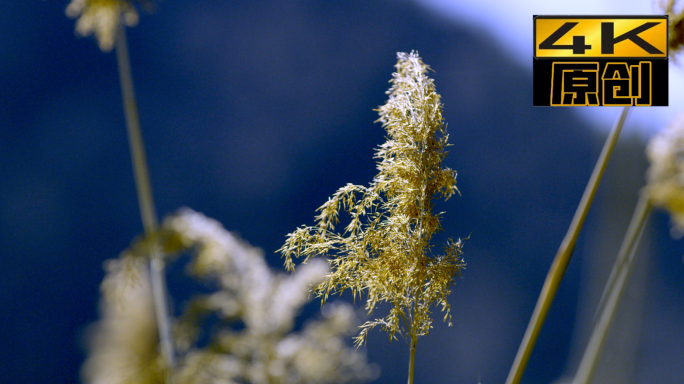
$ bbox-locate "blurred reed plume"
[664,0,684,55]
[646,115,684,236]
[66,0,147,51]
[83,208,377,384]
[81,256,166,384]
[280,51,466,384]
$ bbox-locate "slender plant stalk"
[594,194,650,319]
[115,23,176,376]
[573,194,651,384]
[408,335,417,384]
[505,106,631,384]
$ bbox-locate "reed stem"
[115,23,175,376]
[407,335,417,384]
[505,106,631,384]
[572,194,651,384]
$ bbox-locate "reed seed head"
[66,0,148,51]
[646,115,684,236]
[280,51,466,346]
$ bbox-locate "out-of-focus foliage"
[82,208,377,384]
[66,0,152,51]
[646,115,684,236]
[280,51,466,347]
[81,256,166,384]
[664,0,684,55]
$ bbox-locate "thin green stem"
[573,194,651,384]
[115,23,175,376]
[505,106,631,384]
[407,334,417,384]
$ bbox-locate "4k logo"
[533,16,668,107]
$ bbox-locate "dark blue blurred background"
[2,1,683,383]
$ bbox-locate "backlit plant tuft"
[280,51,466,384]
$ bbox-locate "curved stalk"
[573,194,651,384]
[115,23,175,376]
[505,106,631,384]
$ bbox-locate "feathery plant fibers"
[280,51,466,384]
